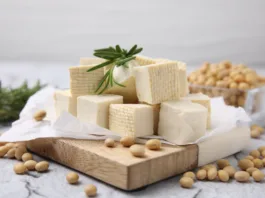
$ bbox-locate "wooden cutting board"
[27,138,198,190]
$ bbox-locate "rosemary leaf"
[131,48,143,56]
[98,75,111,94]
[116,56,136,66]
[94,70,110,93]
[87,60,114,72]
[127,45,137,56]
[115,45,122,53]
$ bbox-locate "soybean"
[183,172,196,180]
[258,146,265,153]
[104,138,115,148]
[252,170,265,182]
[14,163,27,174]
[84,184,97,197]
[34,110,46,121]
[0,146,9,157]
[238,159,254,170]
[246,167,259,176]
[15,146,27,160]
[235,171,250,182]
[179,177,194,188]
[249,150,260,158]
[6,148,16,159]
[145,139,161,150]
[196,169,207,180]
[217,159,230,169]
[253,159,263,169]
[24,160,37,171]
[66,172,79,184]
[223,166,236,178]
[120,137,134,147]
[207,168,217,180]
[218,170,229,182]
[22,153,33,162]
[130,145,145,157]
[35,161,49,172]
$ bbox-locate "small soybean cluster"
[180,145,265,189]
[0,142,49,175]
[1,142,97,197]
[104,137,162,158]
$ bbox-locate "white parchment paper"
[0,86,251,165]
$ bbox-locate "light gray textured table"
[1,62,265,198]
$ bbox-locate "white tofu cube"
[54,90,78,117]
[109,104,154,137]
[134,61,180,104]
[69,65,104,96]
[79,57,104,65]
[181,93,211,129]
[77,95,123,128]
[158,100,207,144]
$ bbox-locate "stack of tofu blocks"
[54,56,211,144]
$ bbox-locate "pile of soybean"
[180,146,265,188]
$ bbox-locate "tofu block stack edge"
[77,95,123,128]
[54,55,211,143]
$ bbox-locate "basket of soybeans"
[188,61,265,109]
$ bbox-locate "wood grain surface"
[27,138,198,190]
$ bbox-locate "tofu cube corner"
[77,95,123,128]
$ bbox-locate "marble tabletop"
[1,62,265,198]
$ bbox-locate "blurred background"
[0,0,265,88]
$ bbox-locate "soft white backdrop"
[0,0,265,88]
[0,0,265,65]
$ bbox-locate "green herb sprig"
[87,45,143,94]
[0,81,45,124]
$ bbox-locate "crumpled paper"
[0,86,251,149]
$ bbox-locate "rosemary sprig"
[87,45,143,94]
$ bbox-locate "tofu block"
[54,90,78,117]
[109,104,154,137]
[154,58,170,63]
[154,59,189,97]
[181,93,211,129]
[77,95,123,128]
[79,57,105,65]
[134,61,180,104]
[178,61,189,97]
[158,100,207,144]
[103,60,139,103]
[135,55,156,66]
[80,57,112,75]
[69,65,104,95]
